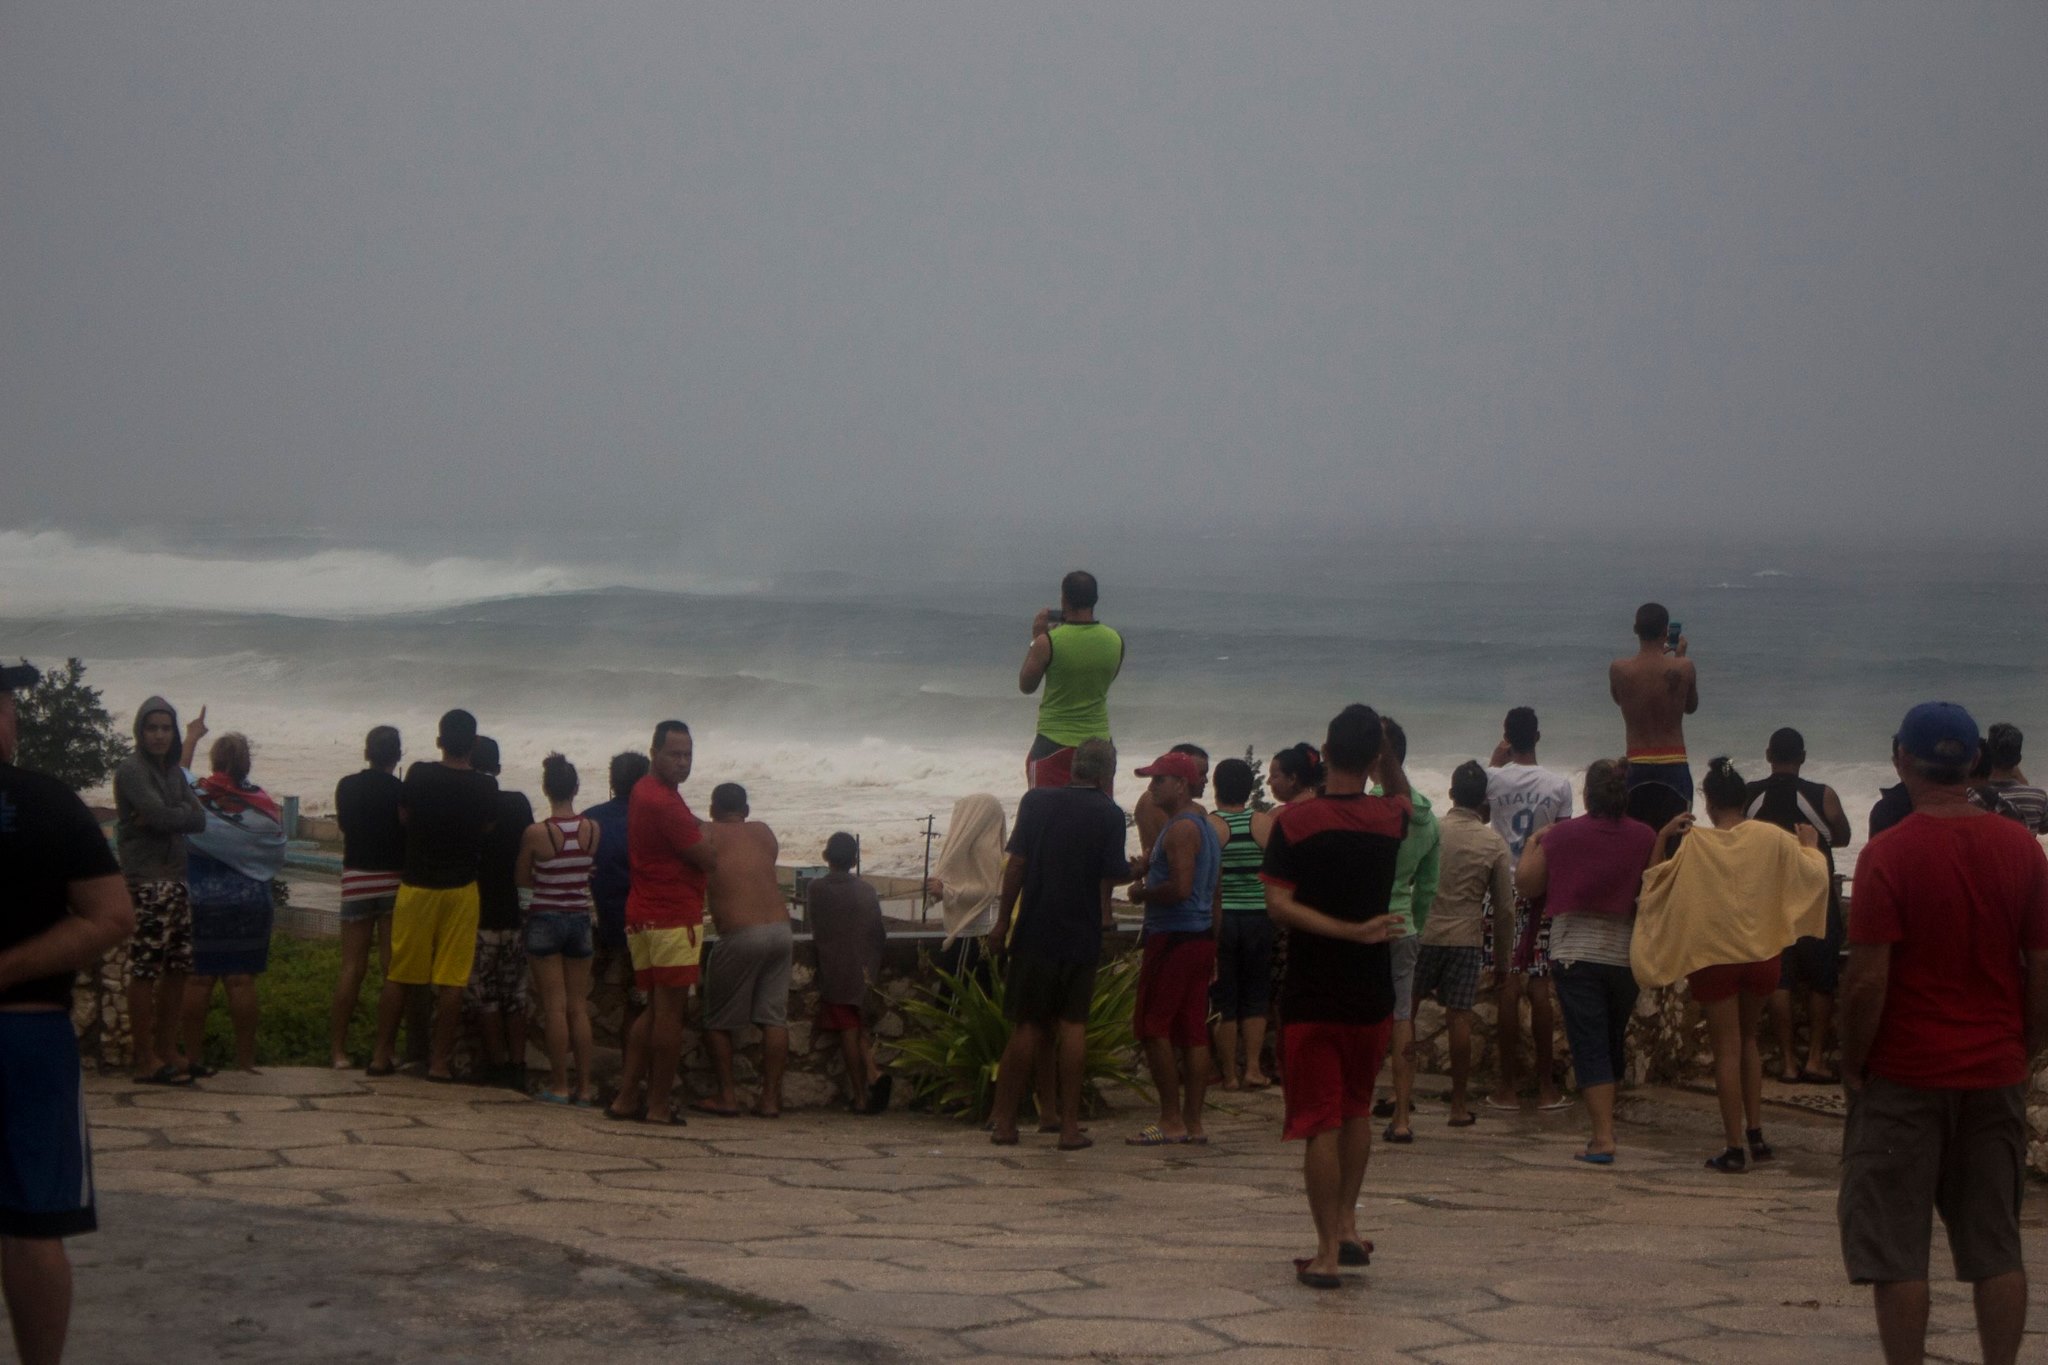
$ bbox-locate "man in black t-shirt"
[329,725,405,1068]
[0,660,136,1363]
[368,709,498,1081]
[1745,727,1854,1085]
[1260,704,1410,1289]
[987,738,1128,1150]
[466,736,533,1089]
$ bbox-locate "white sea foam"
[0,529,755,617]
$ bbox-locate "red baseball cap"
[1135,752,1204,783]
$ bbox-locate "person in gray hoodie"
[112,696,207,1084]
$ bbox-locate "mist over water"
[6,524,2044,874]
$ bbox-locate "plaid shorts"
[464,929,528,1012]
[1413,943,1485,1012]
[128,880,194,982]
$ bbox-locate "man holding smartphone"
[1019,570,1124,792]
[1610,602,1699,806]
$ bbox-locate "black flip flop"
[1338,1240,1372,1267]
[1293,1258,1343,1290]
[1447,1114,1477,1128]
[604,1104,648,1122]
[688,1102,741,1118]
[1381,1123,1414,1145]
[363,1062,397,1078]
[135,1064,192,1086]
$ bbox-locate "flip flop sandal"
[1447,1114,1478,1128]
[1746,1128,1774,1162]
[1056,1136,1094,1152]
[1124,1125,1183,1147]
[688,1102,742,1118]
[535,1091,574,1106]
[135,1065,192,1086]
[1538,1095,1575,1111]
[1704,1148,1748,1174]
[1573,1151,1615,1166]
[1293,1258,1343,1290]
[604,1104,649,1123]
[1338,1240,1372,1267]
[1381,1124,1414,1144]
[363,1063,397,1078]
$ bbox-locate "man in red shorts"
[606,720,717,1124]
[1261,704,1411,1289]
[1123,750,1220,1147]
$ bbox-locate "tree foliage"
[1243,744,1272,812]
[12,657,131,791]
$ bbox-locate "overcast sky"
[4,3,2043,559]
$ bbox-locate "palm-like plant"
[893,950,1151,1123]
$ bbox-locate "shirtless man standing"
[697,783,794,1118]
[1610,602,1699,806]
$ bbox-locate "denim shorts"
[524,911,595,960]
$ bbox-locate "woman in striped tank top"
[516,754,600,1106]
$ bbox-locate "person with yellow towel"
[1634,758,1828,1173]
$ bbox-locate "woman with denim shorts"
[517,754,600,1106]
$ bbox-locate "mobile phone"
[1666,620,1683,651]
[1046,609,1064,626]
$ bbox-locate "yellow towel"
[1631,821,1829,989]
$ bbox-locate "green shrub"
[893,950,1149,1123]
[192,934,385,1067]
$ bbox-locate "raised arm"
[1018,610,1054,695]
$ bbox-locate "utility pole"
[918,813,937,923]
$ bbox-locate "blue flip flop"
[1573,1150,1615,1166]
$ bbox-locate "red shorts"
[1134,933,1216,1049]
[1688,958,1779,1004]
[816,1001,864,1033]
[1281,1018,1393,1141]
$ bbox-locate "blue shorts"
[524,911,595,960]
[0,1012,97,1238]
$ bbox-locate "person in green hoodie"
[112,696,208,1084]
[1372,718,1440,1143]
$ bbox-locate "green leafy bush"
[12,657,130,791]
[893,950,1150,1123]
[192,934,384,1067]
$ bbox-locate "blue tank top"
[1144,809,1221,936]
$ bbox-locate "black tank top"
[1745,773,1842,929]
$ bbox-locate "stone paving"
[84,1069,2047,1363]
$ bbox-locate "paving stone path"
[83,1070,2044,1362]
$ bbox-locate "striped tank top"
[1216,807,1266,914]
[530,817,594,915]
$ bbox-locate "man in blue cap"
[1837,702,2048,1365]
[0,660,137,1364]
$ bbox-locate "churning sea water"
[4,526,2042,873]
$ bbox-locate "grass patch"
[192,933,385,1068]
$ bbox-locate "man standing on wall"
[1019,571,1124,792]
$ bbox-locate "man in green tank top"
[1019,570,1125,792]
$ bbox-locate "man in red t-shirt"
[1838,702,2048,1365]
[1260,704,1410,1290]
[605,720,717,1125]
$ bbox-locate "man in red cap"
[1124,750,1221,1146]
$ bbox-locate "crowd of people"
[3,574,2047,1363]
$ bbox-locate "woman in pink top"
[517,754,600,1106]
[1516,759,1655,1165]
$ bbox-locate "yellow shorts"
[627,921,702,989]
[388,883,481,988]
